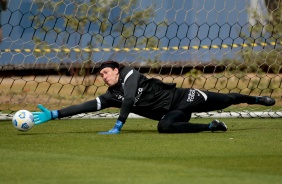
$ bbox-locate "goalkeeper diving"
[32,61,276,134]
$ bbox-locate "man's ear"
[114,68,119,74]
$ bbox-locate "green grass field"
[1,118,282,184]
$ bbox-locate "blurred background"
[0,0,281,117]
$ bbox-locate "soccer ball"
[12,110,35,132]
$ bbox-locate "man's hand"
[32,104,58,125]
[99,120,123,134]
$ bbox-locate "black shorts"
[171,88,207,111]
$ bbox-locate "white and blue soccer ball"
[12,110,34,132]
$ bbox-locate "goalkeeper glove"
[32,104,59,125]
[99,120,123,134]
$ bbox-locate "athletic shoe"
[256,96,276,106]
[209,119,227,132]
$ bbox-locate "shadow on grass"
[18,127,256,135]
[16,129,158,135]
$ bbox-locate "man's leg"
[193,92,275,112]
[157,110,227,133]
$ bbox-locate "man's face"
[99,67,119,87]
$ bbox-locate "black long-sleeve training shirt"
[58,67,207,123]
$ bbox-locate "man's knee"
[157,120,173,133]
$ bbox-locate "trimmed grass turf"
[0,118,282,184]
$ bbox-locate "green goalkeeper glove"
[32,104,59,125]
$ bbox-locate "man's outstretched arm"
[32,95,111,125]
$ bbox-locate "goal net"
[0,0,281,120]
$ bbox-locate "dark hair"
[98,61,124,72]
